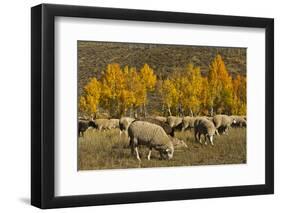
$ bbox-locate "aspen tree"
[79,77,101,115]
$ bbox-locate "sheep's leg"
[135,147,141,161]
[194,130,197,142]
[194,130,199,143]
[222,127,227,135]
[181,125,186,132]
[215,129,220,136]
[131,138,141,161]
[130,145,134,156]
[130,138,135,155]
[204,135,208,145]
[225,127,230,135]
[215,124,220,136]
[209,135,214,146]
[147,148,152,160]
[159,151,164,160]
[129,138,135,156]
[198,133,202,144]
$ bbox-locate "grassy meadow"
[78,128,246,170]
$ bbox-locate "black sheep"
[78,120,95,137]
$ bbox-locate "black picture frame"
[31,3,274,209]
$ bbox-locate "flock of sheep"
[79,114,246,161]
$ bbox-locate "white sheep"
[194,117,216,145]
[128,121,174,161]
[230,115,247,128]
[182,116,196,131]
[108,119,119,129]
[92,118,120,131]
[213,114,236,135]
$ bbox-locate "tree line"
[79,54,246,118]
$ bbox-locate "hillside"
[78,41,246,96]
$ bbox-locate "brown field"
[78,128,246,170]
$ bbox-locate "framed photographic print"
[31,3,274,209]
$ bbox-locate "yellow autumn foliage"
[160,79,179,110]
[208,54,233,114]
[139,63,157,91]
[79,55,246,117]
[232,74,246,115]
[182,64,203,116]
[79,77,101,114]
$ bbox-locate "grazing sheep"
[78,120,95,137]
[154,116,167,123]
[91,119,108,131]
[138,117,175,137]
[231,116,247,128]
[167,116,183,129]
[213,114,236,135]
[108,119,120,129]
[119,117,135,136]
[182,116,196,131]
[92,118,120,131]
[128,121,174,161]
[194,117,216,145]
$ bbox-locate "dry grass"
[78,128,246,170]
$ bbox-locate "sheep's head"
[166,147,174,160]
[171,137,188,148]
[88,120,97,128]
[160,146,174,160]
